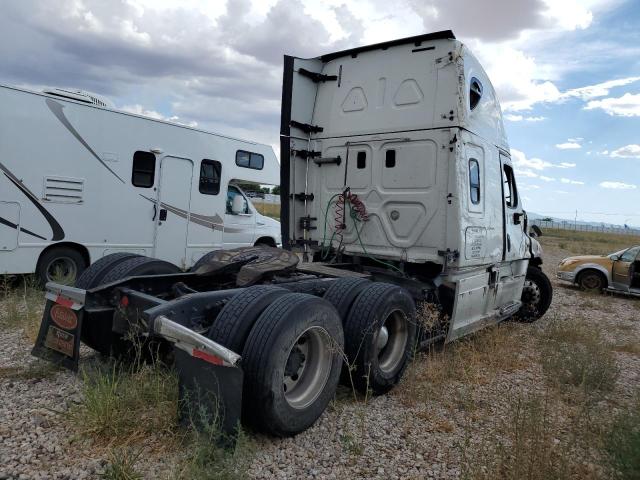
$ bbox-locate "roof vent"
[42,88,112,108]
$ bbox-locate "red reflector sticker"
[50,304,78,330]
[55,295,74,308]
[192,349,224,366]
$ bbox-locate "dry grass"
[605,395,640,480]
[0,275,44,340]
[252,201,280,220]
[541,229,640,256]
[71,360,179,443]
[539,317,619,399]
[396,323,529,408]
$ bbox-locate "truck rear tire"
[343,282,417,395]
[36,246,87,286]
[99,256,181,285]
[242,293,343,436]
[515,266,553,322]
[75,252,141,290]
[207,285,288,354]
[323,277,371,320]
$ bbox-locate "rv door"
[155,156,194,269]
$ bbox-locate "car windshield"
[608,249,627,258]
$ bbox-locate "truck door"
[500,154,527,262]
[155,156,194,269]
[612,246,640,288]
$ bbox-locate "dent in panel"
[341,87,368,112]
[393,79,424,106]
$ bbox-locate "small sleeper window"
[357,151,366,169]
[131,151,156,188]
[503,164,518,208]
[469,159,480,204]
[199,159,221,195]
[236,150,264,170]
[385,150,396,168]
[469,77,483,110]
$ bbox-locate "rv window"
[131,151,156,188]
[469,159,480,204]
[502,164,518,208]
[236,150,264,170]
[199,160,221,195]
[385,150,396,168]
[470,77,483,110]
[357,151,366,169]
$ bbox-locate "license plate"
[44,325,75,357]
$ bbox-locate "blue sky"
[1,0,638,226]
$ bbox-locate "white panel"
[0,201,20,251]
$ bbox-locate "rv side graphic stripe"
[0,162,65,241]
[140,195,245,233]
[0,215,47,241]
[45,99,126,184]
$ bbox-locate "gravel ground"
[1,240,638,479]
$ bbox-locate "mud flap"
[174,348,243,442]
[31,299,84,371]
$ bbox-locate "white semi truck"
[32,31,552,439]
[0,85,281,284]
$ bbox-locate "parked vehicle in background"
[0,85,280,284]
[557,245,640,296]
[32,30,553,440]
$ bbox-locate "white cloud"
[558,162,576,168]
[560,178,584,185]
[610,144,640,158]
[121,104,198,127]
[504,114,546,122]
[563,77,640,101]
[539,175,555,182]
[556,142,581,149]
[584,93,640,116]
[555,190,569,194]
[599,181,637,190]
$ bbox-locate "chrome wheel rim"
[46,257,77,284]
[283,327,332,409]
[521,279,541,308]
[376,311,408,374]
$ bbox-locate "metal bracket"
[299,215,317,231]
[293,149,321,160]
[313,156,342,166]
[298,68,338,83]
[438,249,460,263]
[291,192,315,202]
[290,120,324,134]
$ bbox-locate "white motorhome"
[0,85,281,283]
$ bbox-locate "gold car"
[557,245,640,295]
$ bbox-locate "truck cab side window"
[199,160,221,195]
[131,151,156,188]
[469,159,480,204]
[503,164,518,208]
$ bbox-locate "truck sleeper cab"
[32,31,552,440]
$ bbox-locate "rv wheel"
[242,293,343,436]
[36,246,87,286]
[515,266,553,322]
[343,283,417,395]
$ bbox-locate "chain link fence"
[531,219,640,237]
